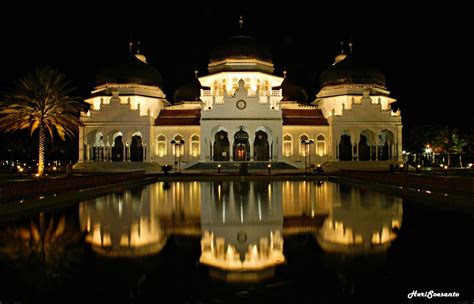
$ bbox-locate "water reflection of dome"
[199,181,284,282]
[316,187,403,254]
[79,188,168,257]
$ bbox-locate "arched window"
[283,134,293,156]
[190,134,200,157]
[172,134,184,156]
[264,80,270,94]
[213,81,219,96]
[316,134,326,156]
[156,135,167,157]
[299,134,309,156]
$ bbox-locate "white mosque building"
[76,26,402,171]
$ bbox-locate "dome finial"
[239,16,244,30]
[334,41,347,64]
[129,41,133,54]
[194,69,199,78]
[137,41,141,54]
[283,66,287,78]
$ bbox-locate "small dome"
[209,35,272,63]
[173,77,208,102]
[96,54,164,88]
[320,54,386,88]
[276,79,308,103]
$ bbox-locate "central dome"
[209,35,272,63]
[319,54,386,88]
[96,54,164,88]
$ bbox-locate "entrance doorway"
[233,129,250,161]
[130,135,143,162]
[213,131,230,161]
[253,130,269,161]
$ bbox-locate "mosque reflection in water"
[78,180,402,281]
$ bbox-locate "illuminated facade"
[77,29,402,170]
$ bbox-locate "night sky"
[0,2,471,131]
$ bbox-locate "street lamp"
[171,139,185,173]
[301,139,314,173]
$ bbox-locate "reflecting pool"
[0,181,472,303]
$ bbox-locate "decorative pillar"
[123,144,126,162]
[229,137,234,161]
[354,141,359,161]
[375,145,379,161]
[143,143,147,161]
[210,139,214,161]
[249,133,255,160]
[86,144,90,161]
[78,127,84,162]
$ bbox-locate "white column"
[143,143,147,161]
[78,127,84,162]
[249,132,255,160]
[229,137,234,161]
[86,144,90,161]
[123,144,126,162]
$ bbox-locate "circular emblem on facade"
[236,100,246,110]
[237,231,247,242]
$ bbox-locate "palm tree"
[0,66,83,176]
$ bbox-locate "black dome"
[210,35,272,63]
[173,78,208,102]
[319,54,386,87]
[276,79,308,103]
[96,54,164,88]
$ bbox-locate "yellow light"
[444,165,448,170]
[267,164,271,168]
[417,164,421,168]
[440,164,444,168]
[53,166,57,171]
[400,164,404,168]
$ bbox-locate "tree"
[432,127,467,167]
[0,66,83,176]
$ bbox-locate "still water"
[0,181,472,303]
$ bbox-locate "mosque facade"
[77,29,402,170]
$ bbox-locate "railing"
[0,171,146,203]
[337,170,474,195]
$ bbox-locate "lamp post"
[171,139,185,173]
[301,139,314,173]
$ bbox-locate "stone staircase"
[185,161,297,171]
[73,162,163,173]
[321,161,400,172]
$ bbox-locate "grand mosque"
[76,20,402,171]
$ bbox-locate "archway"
[213,130,230,161]
[358,130,374,161]
[112,134,124,161]
[253,130,269,161]
[339,134,352,161]
[233,129,250,161]
[87,130,105,162]
[130,135,143,162]
[378,130,394,161]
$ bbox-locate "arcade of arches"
[84,130,146,162]
[212,129,271,162]
[338,130,397,161]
